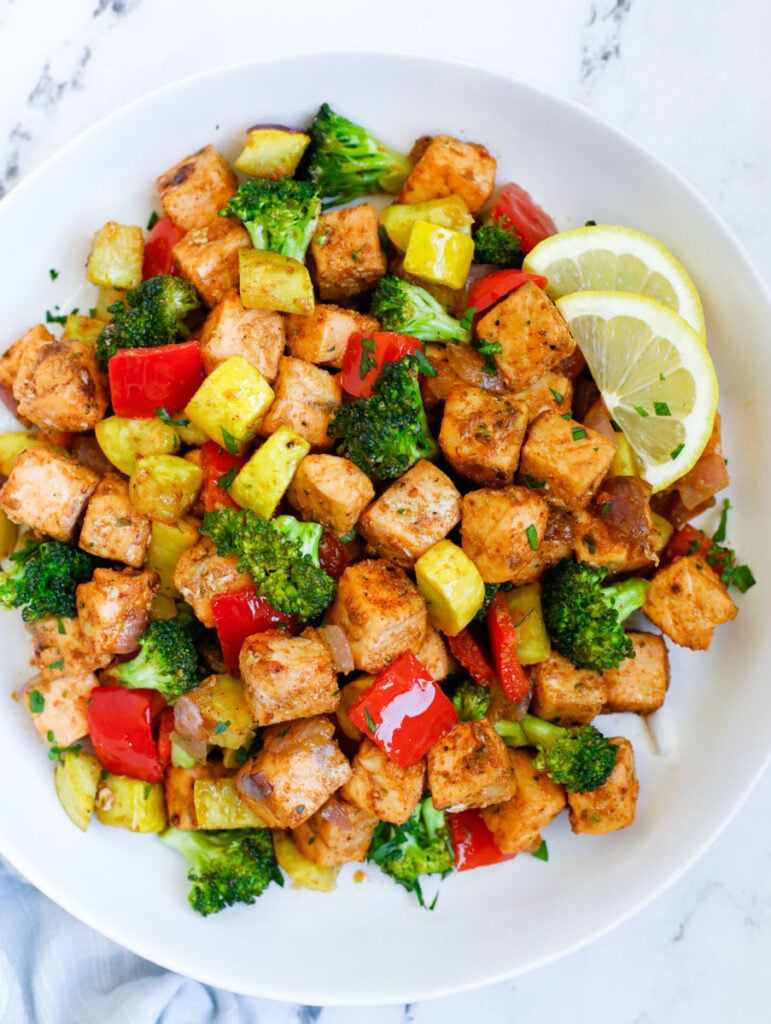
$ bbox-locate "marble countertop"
[1,1,769,1021]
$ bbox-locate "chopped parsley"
[146,210,160,231]
[571,427,587,441]
[671,443,685,460]
[49,268,59,280]
[47,658,65,671]
[549,387,564,404]
[221,427,240,455]
[213,720,231,735]
[523,475,546,489]
[29,689,45,714]
[155,407,190,428]
[525,524,539,551]
[634,406,649,418]
[654,401,671,417]
[364,707,377,734]
[216,467,238,491]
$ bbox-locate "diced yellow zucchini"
[184,354,274,454]
[505,582,551,665]
[403,220,475,289]
[86,221,145,290]
[93,286,127,321]
[234,127,311,179]
[150,592,179,620]
[336,675,375,742]
[129,454,203,524]
[53,749,102,832]
[194,776,268,829]
[272,830,339,892]
[95,415,181,476]
[62,314,105,345]
[230,426,310,518]
[0,509,18,559]
[175,419,210,447]
[414,539,485,635]
[95,774,168,832]
[145,517,200,596]
[174,674,255,750]
[380,195,474,251]
[610,430,638,477]
[0,431,51,476]
[239,249,315,315]
[652,512,675,548]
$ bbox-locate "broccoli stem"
[603,578,650,622]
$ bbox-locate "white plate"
[0,53,769,1006]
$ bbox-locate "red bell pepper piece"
[487,593,531,705]
[317,531,349,581]
[200,440,247,512]
[108,340,203,419]
[490,182,558,254]
[340,331,424,398]
[347,652,458,768]
[445,629,495,686]
[468,269,548,315]
[211,586,296,675]
[142,214,185,280]
[86,686,166,783]
[448,808,517,871]
[665,524,715,562]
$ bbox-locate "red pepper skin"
[340,331,423,398]
[86,686,166,783]
[142,215,185,280]
[448,808,517,871]
[317,531,349,581]
[347,652,458,768]
[108,340,203,419]
[487,593,532,705]
[490,182,558,254]
[665,524,713,561]
[445,629,495,686]
[200,440,247,512]
[468,269,548,315]
[211,586,296,675]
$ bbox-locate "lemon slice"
[523,225,705,336]
[556,290,718,492]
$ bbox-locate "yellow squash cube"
[86,221,145,290]
[175,674,255,750]
[184,354,274,454]
[145,517,200,596]
[95,775,168,832]
[234,127,311,179]
[380,195,473,251]
[194,777,268,829]
[414,539,485,635]
[403,220,475,289]
[129,455,203,524]
[95,415,181,476]
[0,509,18,559]
[62,314,105,345]
[610,430,639,477]
[239,249,315,315]
[230,426,310,519]
[505,582,551,665]
[54,750,102,832]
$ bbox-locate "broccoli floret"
[219,177,321,262]
[369,275,471,343]
[304,103,412,208]
[450,677,492,721]
[367,795,454,908]
[0,539,97,621]
[473,223,523,268]
[541,559,650,672]
[109,614,200,699]
[160,826,283,916]
[200,510,336,622]
[95,274,200,369]
[495,713,618,793]
[328,353,438,482]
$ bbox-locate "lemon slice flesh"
[524,225,705,336]
[556,291,718,492]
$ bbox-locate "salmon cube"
[286,304,380,369]
[518,410,617,508]
[475,283,575,392]
[572,506,660,575]
[410,624,451,682]
[480,749,567,854]
[172,538,252,628]
[324,559,427,673]
[236,716,351,829]
[22,672,97,747]
[310,204,387,302]
[239,627,340,727]
[172,217,251,307]
[156,144,237,230]
[421,343,465,411]
[0,447,99,542]
[199,289,285,382]
[76,568,159,656]
[567,736,638,834]
[79,473,151,568]
[25,616,112,678]
[258,355,342,450]
[341,737,426,824]
[358,460,461,568]
[286,453,375,536]
[427,719,516,811]
[439,384,529,487]
[461,485,549,584]
[398,134,496,214]
[517,370,574,423]
[602,632,669,714]
[292,794,379,866]
[643,554,737,650]
[0,326,40,400]
[530,651,606,724]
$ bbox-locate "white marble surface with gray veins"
[0,1,769,1021]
